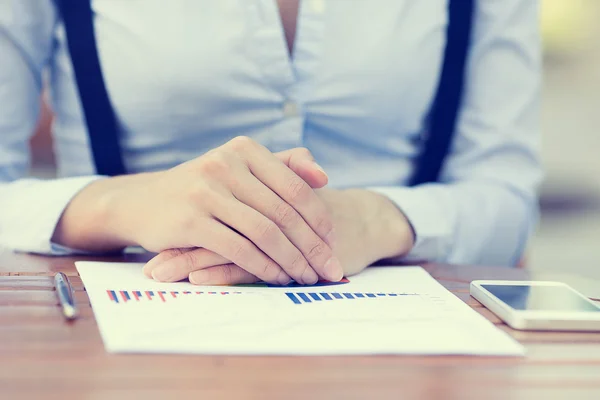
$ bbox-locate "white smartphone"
[470,280,600,331]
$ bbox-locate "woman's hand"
[143,188,415,285]
[53,136,343,285]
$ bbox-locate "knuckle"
[306,241,327,261]
[286,176,310,204]
[227,136,256,153]
[163,248,185,259]
[260,259,280,281]
[289,252,309,273]
[186,184,219,215]
[180,249,199,270]
[230,240,251,261]
[197,152,232,176]
[254,219,279,243]
[220,266,234,283]
[297,147,312,158]
[187,181,210,202]
[314,214,334,237]
[272,202,299,229]
[176,208,200,236]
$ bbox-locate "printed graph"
[285,291,419,305]
[107,290,243,304]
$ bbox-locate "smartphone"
[470,280,600,331]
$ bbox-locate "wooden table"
[2,249,600,399]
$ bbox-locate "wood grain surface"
[1,248,599,400]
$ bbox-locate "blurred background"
[27,0,600,279]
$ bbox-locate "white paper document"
[76,262,524,356]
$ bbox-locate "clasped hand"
[124,136,344,286]
[54,136,413,285]
[137,137,416,286]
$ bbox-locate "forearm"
[368,182,537,266]
[51,172,156,252]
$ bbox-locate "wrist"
[100,172,160,248]
[52,173,154,251]
[352,189,415,260]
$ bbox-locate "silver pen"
[54,272,78,320]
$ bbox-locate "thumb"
[275,148,328,189]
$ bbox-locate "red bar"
[107,290,115,302]
[133,291,139,301]
[145,291,152,300]
[120,291,128,302]
[196,292,203,294]
[158,292,166,302]
[221,292,228,295]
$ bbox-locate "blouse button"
[282,100,300,118]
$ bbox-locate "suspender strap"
[56,0,126,176]
[409,0,475,186]
[57,0,473,181]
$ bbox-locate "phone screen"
[481,284,600,312]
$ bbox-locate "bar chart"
[284,291,418,305]
[106,290,243,304]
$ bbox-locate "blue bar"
[309,293,322,301]
[110,290,118,303]
[332,293,343,299]
[320,293,332,300]
[149,291,154,296]
[297,293,312,303]
[388,293,397,296]
[124,291,131,300]
[355,293,364,298]
[285,293,301,305]
[134,291,142,297]
[377,293,385,296]
[343,293,354,299]
[366,293,376,298]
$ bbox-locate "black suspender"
[410,0,475,186]
[56,0,126,176]
[56,0,474,183]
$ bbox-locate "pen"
[54,272,78,320]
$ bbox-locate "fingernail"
[189,271,209,285]
[277,271,292,286]
[301,268,319,285]
[324,257,343,282]
[313,161,327,177]
[325,229,336,248]
[152,265,175,282]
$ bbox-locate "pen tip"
[64,307,78,320]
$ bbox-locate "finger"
[230,172,341,282]
[211,194,320,285]
[274,148,328,189]
[189,264,260,286]
[149,248,230,282]
[199,219,292,285]
[143,248,196,278]
[228,138,337,250]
